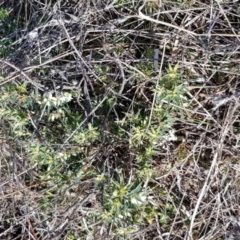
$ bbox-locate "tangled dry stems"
[0,0,240,239]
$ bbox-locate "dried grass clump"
[0,0,240,239]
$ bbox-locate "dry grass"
[0,0,240,239]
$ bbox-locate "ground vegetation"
[0,0,240,239]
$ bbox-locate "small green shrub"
[97,169,157,237]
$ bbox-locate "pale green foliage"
[126,64,186,162]
[0,83,37,136]
[0,82,99,179]
[98,170,157,237]
[43,91,72,106]
[0,7,15,57]
[0,61,185,238]
[159,203,175,226]
[73,123,99,145]
[38,91,73,113]
[0,8,8,22]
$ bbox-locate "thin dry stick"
[58,18,102,83]
[51,192,95,237]
[214,0,240,42]
[27,218,39,240]
[138,9,240,37]
[0,183,43,201]
[58,17,113,143]
[115,4,240,37]
[0,51,75,86]
[187,102,238,239]
[147,40,167,130]
[63,91,109,144]
[0,60,44,91]
[187,145,219,240]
